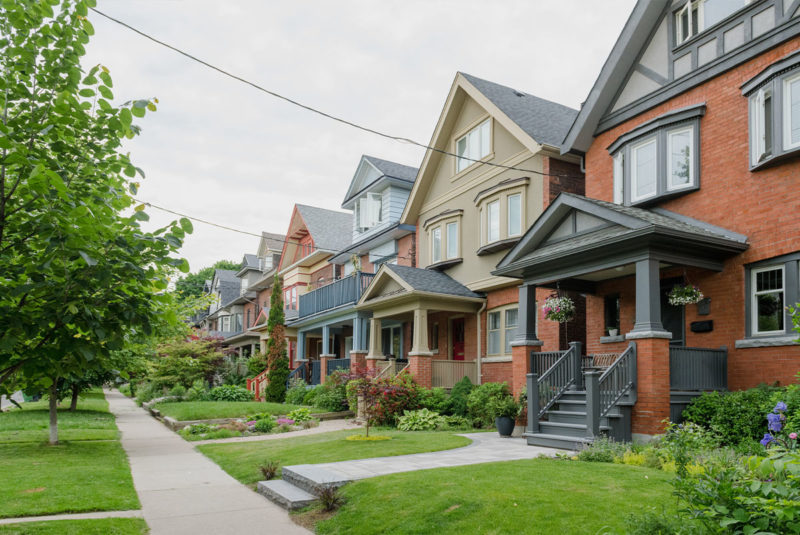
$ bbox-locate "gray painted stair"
[257,480,317,511]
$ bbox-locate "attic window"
[355,192,383,232]
[674,0,753,46]
[456,119,491,173]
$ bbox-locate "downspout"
[476,301,487,385]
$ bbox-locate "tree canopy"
[174,259,240,299]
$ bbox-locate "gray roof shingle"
[461,73,578,147]
[362,155,418,182]
[261,232,286,252]
[296,204,353,252]
[385,264,482,299]
[242,254,259,269]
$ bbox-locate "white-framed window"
[751,265,785,335]
[431,227,442,264]
[487,311,501,355]
[456,119,491,172]
[430,323,439,351]
[613,151,624,205]
[630,136,658,202]
[750,86,773,165]
[446,221,458,260]
[507,193,522,237]
[783,72,800,151]
[667,127,694,191]
[675,0,752,46]
[504,308,518,354]
[487,199,500,242]
[356,192,383,231]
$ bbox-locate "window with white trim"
[425,214,461,267]
[631,137,658,202]
[487,200,500,242]
[750,86,774,165]
[667,127,694,191]
[613,152,624,205]
[431,227,442,264]
[745,61,800,168]
[504,308,518,354]
[487,305,519,356]
[507,193,522,237]
[356,192,383,231]
[783,72,800,151]
[751,265,785,335]
[456,119,491,173]
[446,222,458,260]
[487,311,501,355]
[674,0,752,46]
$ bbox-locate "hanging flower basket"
[668,284,704,306]
[542,295,575,323]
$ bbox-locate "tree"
[175,259,240,300]
[264,275,289,402]
[0,1,190,444]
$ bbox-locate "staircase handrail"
[536,344,578,418]
[597,342,637,418]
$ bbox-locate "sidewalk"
[105,389,309,535]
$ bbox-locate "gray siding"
[351,185,411,242]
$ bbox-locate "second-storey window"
[507,193,522,237]
[631,137,658,202]
[431,227,442,264]
[456,119,491,173]
[487,200,500,242]
[446,222,458,260]
[783,72,800,151]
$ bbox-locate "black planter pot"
[495,416,515,437]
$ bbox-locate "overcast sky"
[83,0,637,274]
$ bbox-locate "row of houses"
[196,0,800,447]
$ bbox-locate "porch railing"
[286,364,307,389]
[298,272,376,319]
[431,360,478,389]
[327,358,351,376]
[669,346,727,391]
[310,360,321,385]
[597,342,637,417]
[375,359,407,379]
[533,351,566,376]
[529,343,581,423]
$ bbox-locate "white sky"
[83,0,637,273]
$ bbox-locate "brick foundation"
[350,351,367,374]
[408,354,432,388]
[631,338,671,437]
[511,343,541,397]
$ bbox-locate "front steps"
[257,465,351,511]
[525,390,630,450]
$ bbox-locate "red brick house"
[496,0,800,446]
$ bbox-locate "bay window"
[446,222,458,260]
[424,211,462,267]
[783,72,800,151]
[431,227,442,264]
[631,137,658,202]
[487,200,500,242]
[507,193,522,237]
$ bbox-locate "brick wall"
[397,233,415,267]
[309,264,334,288]
[543,157,585,206]
[583,38,800,390]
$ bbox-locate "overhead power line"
[89,7,583,180]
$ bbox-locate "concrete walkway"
[281,432,563,489]
[105,389,310,535]
[0,510,143,526]
[193,418,361,446]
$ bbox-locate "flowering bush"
[667,284,704,306]
[276,418,295,425]
[541,295,575,323]
[345,372,420,428]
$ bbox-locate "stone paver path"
[284,432,564,487]
[193,418,361,445]
[105,389,309,535]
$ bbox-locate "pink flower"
[791,433,797,440]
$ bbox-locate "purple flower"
[775,402,788,413]
[761,433,775,446]
[767,412,783,433]
[276,418,295,425]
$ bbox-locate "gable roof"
[363,155,418,182]
[213,269,238,284]
[382,264,482,299]
[342,155,418,207]
[461,73,578,148]
[242,254,259,269]
[259,232,285,255]
[295,204,353,252]
[495,193,748,280]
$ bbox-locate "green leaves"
[179,217,193,233]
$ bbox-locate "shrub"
[683,385,779,446]
[438,415,473,430]
[286,407,313,424]
[184,423,214,435]
[576,437,628,463]
[254,418,275,433]
[259,460,279,480]
[418,387,452,415]
[276,423,292,433]
[168,384,187,398]
[207,384,254,402]
[466,382,515,428]
[397,409,443,431]
[449,376,474,417]
[301,419,319,429]
[284,378,308,406]
[345,372,420,426]
[303,385,322,406]
[119,384,132,397]
[135,381,164,404]
[313,377,349,412]
[184,379,209,401]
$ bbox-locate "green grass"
[0,441,140,518]
[0,518,148,534]
[153,401,325,421]
[198,430,472,486]
[310,459,677,534]
[0,391,117,444]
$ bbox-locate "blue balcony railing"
[298,272,376,319]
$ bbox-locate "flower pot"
[495,416,515,437]
[608,329,618,337]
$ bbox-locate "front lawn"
[198,430,472,486]
[0,441,140,518]
[153,401,325,421]
[0,391,117,444]
[0,518,148,535]
[308,459,676,534]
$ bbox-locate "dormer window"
[355,192,383,232]
[455,119,491,173]
[674,0,753,46]
[260,255,273,272]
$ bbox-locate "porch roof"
[494,193,748,285]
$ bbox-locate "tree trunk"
[49,379,59,445]
[69,385,80,411]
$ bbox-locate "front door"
[452,318,465,360]
[661,278,685,346]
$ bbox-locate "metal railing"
[533,351,566,376]
[298,272,376,318]
[327,358,351,376]
[669,346,727,391]
[286,364,307,389]
[310,360,321,385]
[431,360,478,389]
[597,342,637,418]
[529,343,581,422]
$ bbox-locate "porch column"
[366,318,383,360]
[297,331,306,362]
[350,315,369,373]
[629,258,670,338]
[408,308,433,387]
[511,284,543,398]
[320,324,334,358]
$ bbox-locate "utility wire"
[89,7,583,180]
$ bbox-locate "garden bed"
[151,401,326,421]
